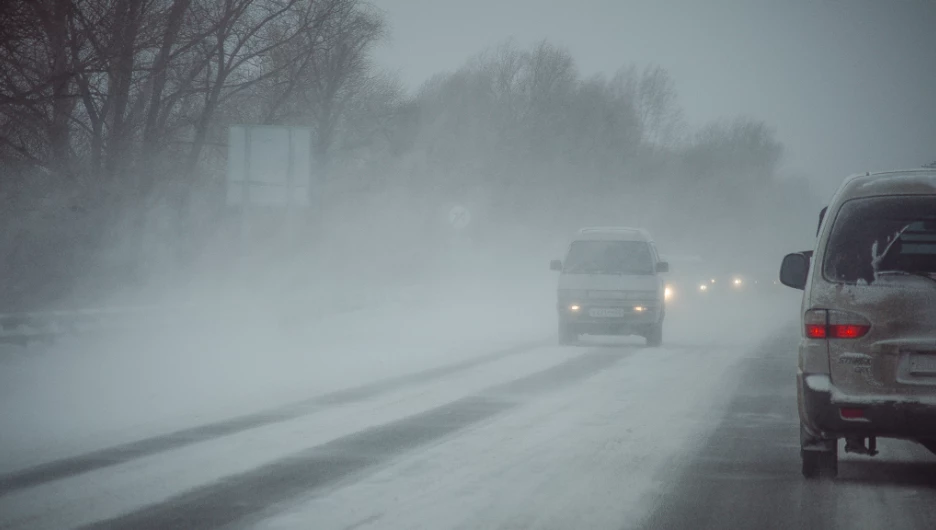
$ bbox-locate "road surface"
[1,302,934,529]
[642,331,936,530]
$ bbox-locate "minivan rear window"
[823,196,936,284]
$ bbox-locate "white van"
[550,227,669,346]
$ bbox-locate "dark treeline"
[0,1,821,310]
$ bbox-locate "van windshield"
[564,240,655,275]
[823,196,936,284]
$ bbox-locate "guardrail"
[0,306,160,347]
[0,280,437,348]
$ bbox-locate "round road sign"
[448,205,471,230]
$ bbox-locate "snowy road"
[2,294,934,529]
[643,330,936,530]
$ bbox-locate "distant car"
[663,269,763,307]
[550,227,669,346]
[658,253,773,304]
[652,255,704,305]
[780,168,936,479]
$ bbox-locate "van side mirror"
[550,259,562,271]
[779,252,810,290]
[655,261,670,273]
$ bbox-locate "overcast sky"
[373,0,936,198]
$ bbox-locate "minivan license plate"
[589,308,625,318]
[908,353,936,375]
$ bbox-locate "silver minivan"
[551,227,669,346]
[780,169,936,478]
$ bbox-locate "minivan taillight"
[804,309,871,339]
[804,309,828,338]
[829,324,870,339]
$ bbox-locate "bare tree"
[140,0,193,153]
[0,0,81,175]
[0,0,394,304]
[176,0,316,180]
[680,116,784,227]
[296,0,386,172]
[615,64,685,149]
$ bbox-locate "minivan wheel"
[645,323,663,347]
[801,447,838,479]
[558,321,578,346]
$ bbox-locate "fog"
[376,0,936,196]
[0,1,931,528]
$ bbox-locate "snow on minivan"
[779,168,936,479]
[550,227,669,347]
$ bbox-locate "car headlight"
[664,286,674,301]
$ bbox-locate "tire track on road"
[0,341,547,497]
[81,348,631,530]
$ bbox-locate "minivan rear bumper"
[799,373,936,439]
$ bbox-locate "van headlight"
[664,286,674,301]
